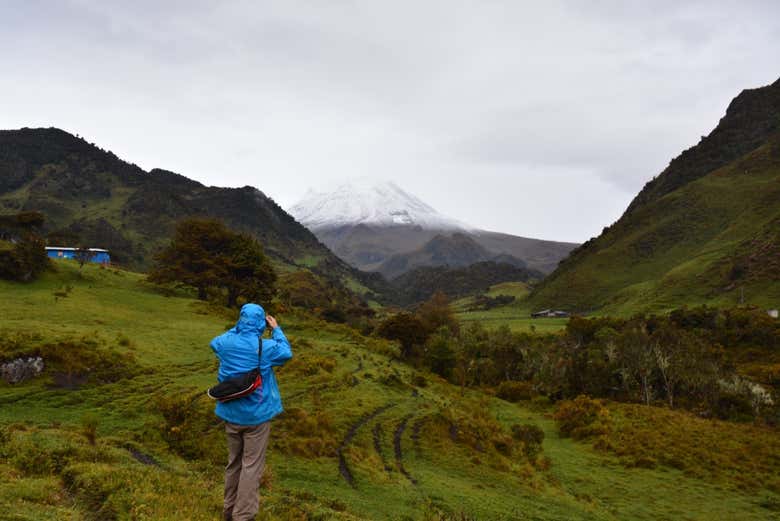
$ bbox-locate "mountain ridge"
[531,77,780,313]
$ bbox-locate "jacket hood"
[232,303,266,336]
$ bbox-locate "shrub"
[0,334,139,387]
[81,413,99,445]
[510,424,545,459]
[281,354,336,377]
[554,395,611,440]
[273,407,337,458]
[496,381,535,402]
[155,393,223,462]
[45,338,139,387]
[436,400,519,461]
[376,312,428,359]
[412,374,428,388]
[3,427,116,477]
[0,233,48,282]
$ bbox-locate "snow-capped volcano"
[287,178,578,278]
[289,178,467,230]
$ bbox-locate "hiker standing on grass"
[210,303,293,521]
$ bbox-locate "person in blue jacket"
[210,303,292,521]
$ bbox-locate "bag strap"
[258,335,263,370]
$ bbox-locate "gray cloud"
[1,0,778,242]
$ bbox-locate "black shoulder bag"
[207,341,263,402]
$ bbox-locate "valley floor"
[0,263,778,520]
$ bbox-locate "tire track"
[337,403,395,487]
[286,358,363,401]
[411,415,428,456]
[372,422,393,472]
[393,415,418,486]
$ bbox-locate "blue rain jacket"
[210,303,293,425]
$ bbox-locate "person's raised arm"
[261,315,292,367]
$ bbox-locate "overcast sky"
[2,1,779,242]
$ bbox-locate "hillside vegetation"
[1,262,779,520]
[0,128,383,297]
[389,261,540,307]
[532,78,780,314]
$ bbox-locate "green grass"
[295,254,324,268]
[455,282,567,333]
[532,136,780,316]
[1,261,778,519]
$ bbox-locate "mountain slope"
[390,261,541,306]
[531,78,780,313]
[290,179,578,276]
[378,232,527,279]
[0,128,387,295]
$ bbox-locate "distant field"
[455,281,568,333]
[1,262,778,520]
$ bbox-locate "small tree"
[149,218,276,307]
[222,233,277,307]
[74,246,92,268]
[417,291,460,336]
[0,212,48,282]
[618,324,655,405]
[425,327,457,378]
[376,312,428,359]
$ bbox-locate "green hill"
[531,78,780,314]
[1,262,778,520]
[389,261,541,307]
[0,128,385,296]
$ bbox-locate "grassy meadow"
[454,282,568,334]
[1,262,779,520]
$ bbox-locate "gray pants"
[223,422,270,521]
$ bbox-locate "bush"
[155,393,223,462]
[0,334,139,388]
[0,234,48,282]
[273,407,337,458]
[376,312,428,359]
[554,395,611,440]
[81,413,99,445]
[281,354,336,377]
[3,427,116,477]
[45,338,139,387]
[412,374,428,388]
[511,424,545,459]
[434,400,520,462]
[496,381,534,402]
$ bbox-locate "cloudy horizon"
[2,1,779,243]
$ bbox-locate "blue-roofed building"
[45,247,111,265]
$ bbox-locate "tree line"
[376,295,779,423]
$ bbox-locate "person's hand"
[265,315,278,330]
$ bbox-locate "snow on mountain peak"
[289,178,468,230]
